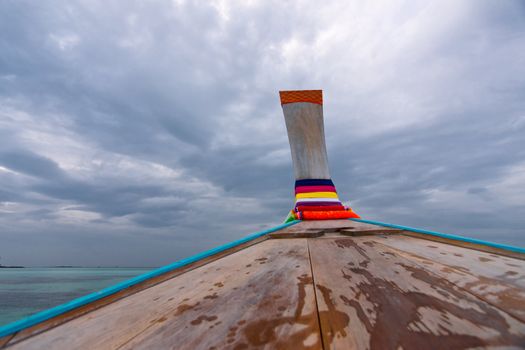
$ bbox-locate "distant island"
[0,265,25,268]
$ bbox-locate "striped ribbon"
[292,178,359,220]
[294,179,342,208]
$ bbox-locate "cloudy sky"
[1,0,524,267]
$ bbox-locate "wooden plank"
[2,235,269,347]
[401,230,525,260]
[0,335,14,349]
[269,230,324,239]
[282,99,330,180]
[8,239,321,350]
[372,235,525,288]
[339,229,401,237]
[278,220,392,232]
[308,237,525,349]
[273,220,401,239]
[276,220,355,234]
[368,235,525,321]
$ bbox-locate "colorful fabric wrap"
[295,205,345,212]
[292,178,360,220]
[296,210,360,220]
[294,179,342,207]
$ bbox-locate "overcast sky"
[1,0,524,267]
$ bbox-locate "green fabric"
[283,211,296,223]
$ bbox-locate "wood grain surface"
[372,235,525,287]
[8,239,321,350]
[282,102,330,180]
[308,236,525,349]
[369,235,525,322]
[274,219,401,237]
[400,230,525,260]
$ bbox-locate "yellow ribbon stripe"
[295,192,339,199]
[295,198,340,203]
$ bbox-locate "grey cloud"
[0,151,66,181]
[0,0,524,266]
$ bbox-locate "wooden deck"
[2,220,525,349]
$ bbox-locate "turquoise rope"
[351,218,525,255]
[0,220,300,338]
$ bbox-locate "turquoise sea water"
[0,267,153,326]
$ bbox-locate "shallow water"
[0,267,152,326]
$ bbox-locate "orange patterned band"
[279,90,323,105]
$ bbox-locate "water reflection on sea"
[0,267,152,326]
